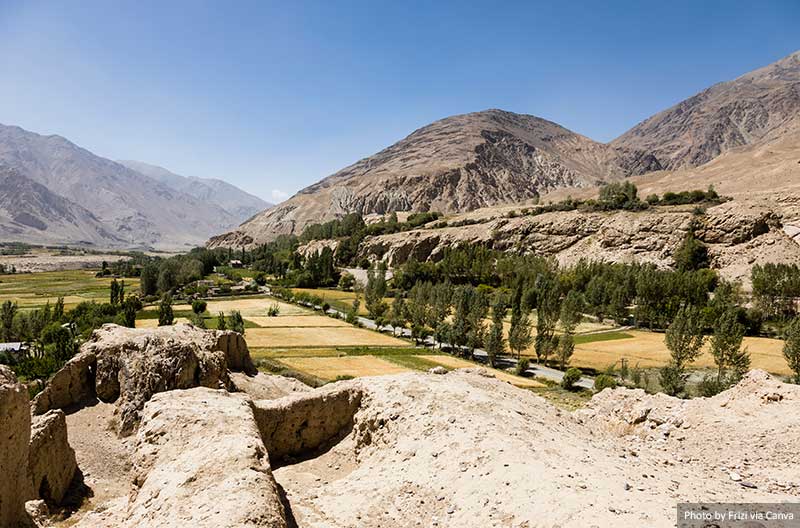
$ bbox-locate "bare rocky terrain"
[356,199,800,285]
[209,109,660,247]
[2,325,799,527]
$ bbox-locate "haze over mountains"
[0,124,268,249]
[212,50,800,248]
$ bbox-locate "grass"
[0,270,140,310]
[573,331,634,345]
[384,355,447,371]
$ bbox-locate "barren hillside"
[210,109,659,246]
[612,50,800,169]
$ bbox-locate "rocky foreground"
[1,325,799,527]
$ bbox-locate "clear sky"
[0,0,797,203]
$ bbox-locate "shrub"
[267,303,280,317]
[593,374,617,392]
[561,367,582,390]
[191,299,207,315]
[514,358,530,376]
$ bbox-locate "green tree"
[121,296,140,328]
[140,264,159,296]
[783,317,800,383]
[217,311,227,330]
[1,300,18,341]
[485,294,507,367]
[555,333,575,371]
[229,310,245,334]
[507,283,532,359]
[365,262,389,322]
[157,265,177,293]
[674,232,709,272]
[389,296,406,336]
[191,299,208,316]
[534,276,560,364]
[661,305,705,396]
[709,308,749,390]
[158,294,174,326]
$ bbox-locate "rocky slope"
[0,167,124,246]
[209,109,660,246]
[0,123,258,249]
[357,200,800,284]
[612,50,800,169]
[118,160,271,225]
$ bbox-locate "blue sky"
[0,0,797,202]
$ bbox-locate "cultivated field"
[0,270,140,310]
[277,356,411,380]
[245,326,407,348]
[566,330,790,375]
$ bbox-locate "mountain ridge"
[209,108,660,247]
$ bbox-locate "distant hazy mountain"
[612,50,800,169]
[0,123,253,249]
[117,160,271,225]
[209,109,660,247]
[0,166,124,246]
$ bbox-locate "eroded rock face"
[76,388,288,528]
[357,200,800,283]
[0,366,33,527]
[28,410,78,506]
[252,384,363,462]
[35,324,259,435]
[31,350,96,415]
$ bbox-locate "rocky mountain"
[209,109,661,246]
[0,166,123,246]
[117,160,271,224]
[0,124,253,249]
[612,50,800,170]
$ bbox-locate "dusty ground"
[57,401,133,526]
[418,354,545,387]
[273,370,800,527]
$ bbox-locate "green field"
[0,270,140,310]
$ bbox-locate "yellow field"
[568,330,790,375]
[277,356,410,380]
[153,297,308,317]
[419,355,545,388]
[246,315,350,328]
[245,326,408,348]
[135,317,190,329]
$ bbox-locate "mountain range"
[211,50,800,247]
[0,124,269,249]
[1,51,797,251]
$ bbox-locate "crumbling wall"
[251,383,363,461]
[0,366,33,527]
[28,410,78,506]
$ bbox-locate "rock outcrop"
[0,366,33,527]
[33,324,259,435]
[76,388,288,528]
[252,384,363,462]
[356,200,800,283]
[31,350,96,415]
[28,410,78,506]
